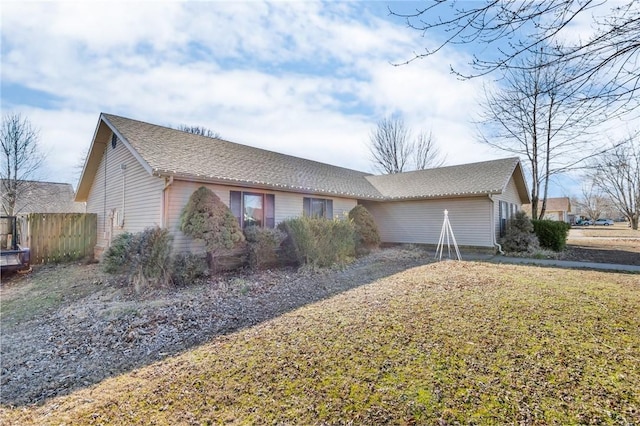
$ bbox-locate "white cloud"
[1,0,498,190]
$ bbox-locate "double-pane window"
[303,197,333,219]
[498,201,519,237]
[230,191,275,228]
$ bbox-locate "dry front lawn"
[1,261,639,425]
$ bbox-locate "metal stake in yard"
[435,209,462,261]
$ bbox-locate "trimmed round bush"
[180,186,245,269]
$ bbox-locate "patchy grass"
[1,262,639,425]
[0,263,111,329]
[567,238,640,251]
[575,223,639,238]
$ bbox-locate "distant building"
[522,197,571,222]
[1,180,85,215]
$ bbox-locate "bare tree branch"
[369,116,446,174]
[369,116,413,174]
[590,133,640,229]
[574,180,616,221]
[477,48,598,219]
[391,0,640,115]
[414,131,447,170]
[177,124,220,139]
[1,113,46,216]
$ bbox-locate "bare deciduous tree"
[590,135,640,229]
[369,116,412,174]
[574,181,614,221]
[478,50,597,219]
[414,130,446,170]
[1,113,46,216]
[177,124,220,139]
[392,1,640,114]
[369,116,445,174]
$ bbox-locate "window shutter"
[326,200,333,219]
[265,194,275,228]
[230,191,242,226]
[499,201,505,237]
[303,197,311,216]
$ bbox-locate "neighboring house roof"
[523,197,571,215]
[365,157,529,201]
[544,197,571,212]
[1,180,85,214]
[76,113,531,203]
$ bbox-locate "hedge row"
[103,205,382,289]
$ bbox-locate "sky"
[0,1,625,197]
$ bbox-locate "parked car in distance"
[594,218,614,226]
[579,219,593,226]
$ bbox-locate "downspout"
[488,194,505,255]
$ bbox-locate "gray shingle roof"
[103,114,384,199]
[98,114,526,202]
[365,157,522,199]
[1,180,85,214]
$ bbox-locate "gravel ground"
[561,226,640,265]
[0,248,429,407]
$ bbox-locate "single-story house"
[76,113,530,258]
[1,180,85,215]
[522,197,571,222]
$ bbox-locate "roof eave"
[152,170,386,200]
[357,191,500,203]
[75,116,109,202]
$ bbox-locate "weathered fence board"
[20,213,97,264]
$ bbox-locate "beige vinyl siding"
[167,180,358,254]
[493,176,523,241]
[361,197,493,247]
[543,210,564,221]
[274,194,355,221]
[85,137,163,253]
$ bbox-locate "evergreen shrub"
[531,219,571,252]
[180,186,245,269]
[102,232,135,274]
[103,226,173,290]
[278,216,356,267]
[171,253,209,286]
[278,217,314,265]
[500,211,540,253]
[348,205,381,254]
[244,226,286,269]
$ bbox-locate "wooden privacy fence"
[19,213,97,264]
